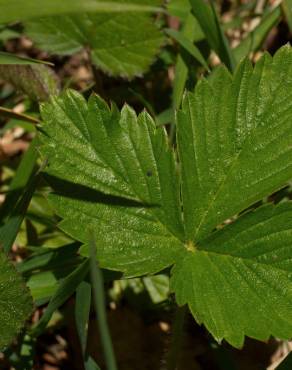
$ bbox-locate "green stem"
[89,236,118,370]
[166,305,187,370]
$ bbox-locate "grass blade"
[0,51,53,65]
[75,281,101,370]
[189,0,235,71]
[0,176,38,253]
[89,234,118,370]
[0,141,40,253]
[173,13,199,111]
[31,259,89,336]
[166,28,209,71]
[282,0,292,32]
[0,138,38,222]
[0,107,40,126]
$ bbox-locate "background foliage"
[1,0,292,369]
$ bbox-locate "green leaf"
[167,0,191,20]
[177,45,292,241]
[0,173,39,253]
[0,249,33,349]
[75,281,100,370]
[40,90,184,276]
[31,260,89,336]
[172,13,200,111]
[40,45,292,347]
[75,281,91,354]
[171,202,292,347]
[165,28,209,71]
[89,235,117,370]
[25,9,164,78]
[0,51,53,65]
[0,0,162,24]
[189,0,235,71]
[282,0,292,33]
[143,274,169,303]
[0,64,60,101]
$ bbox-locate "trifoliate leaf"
[25,4,164,78]
[0,249,33,349]
[40,45,292,347]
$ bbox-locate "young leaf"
[25,8,164,78]
[0,249,33,349]
[40,45,292,347]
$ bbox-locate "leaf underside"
[40,45,292,347]
[0,248,33,349]
[25,5,164,78]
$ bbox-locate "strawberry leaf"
[40,90,184,276]
[40,45,292,346]
[177,45,292,240]
[171,203,292,347]
[25,3,164,78]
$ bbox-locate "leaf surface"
[40,90,184,276]
[171,203,292,347]
[0,0,161,23]
[0,249,32,349]
[177,45,292,241]
[40,46,292,346]
[25,8,164,78]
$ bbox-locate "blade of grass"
[233,5,281,62]
[76,281,91,355]
[89,234,118,370]
[75,281,101,370]
[0,138,38,222]
[170,12,202,142]
[166,305,187,370]
[189,0,235,71]
[0,51,53,66]
[282,0,292,32]
[0,0,163,24]
[0,171,40,253]
[31,259,90,336]
[173,13,199,110]
[165,28,210,71]
[156,108,173,126]
[0,106,40,126]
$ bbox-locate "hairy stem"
[166,305,187,370]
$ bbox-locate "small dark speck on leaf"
[146,170,153,177]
